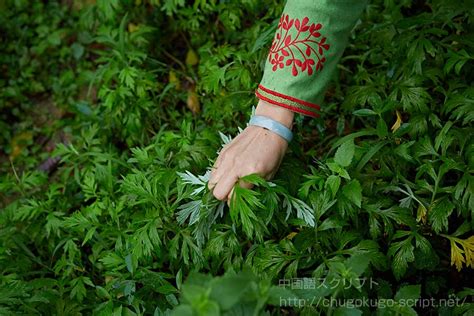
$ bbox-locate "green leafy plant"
[0,0,473,315]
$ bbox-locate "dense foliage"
[1,0,473,315]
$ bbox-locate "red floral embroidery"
[269,14,330,76]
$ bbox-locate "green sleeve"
[255,0,367,118]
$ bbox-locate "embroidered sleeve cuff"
[255,0,367,120]
[255,84,320,118]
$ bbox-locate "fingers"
[208,148,229,191]
[214,144,229,168]
[212,172,239,201]
[208,165,220,191]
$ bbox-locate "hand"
[208,100,294,201]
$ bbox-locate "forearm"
[255,100,294,129]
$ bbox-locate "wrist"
[255,100,294,129]
[249,115,293,142]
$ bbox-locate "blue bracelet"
[248,115,293,142]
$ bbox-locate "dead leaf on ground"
[169,70,181,90]
[185,49,199,66]
[187,89,200,114]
